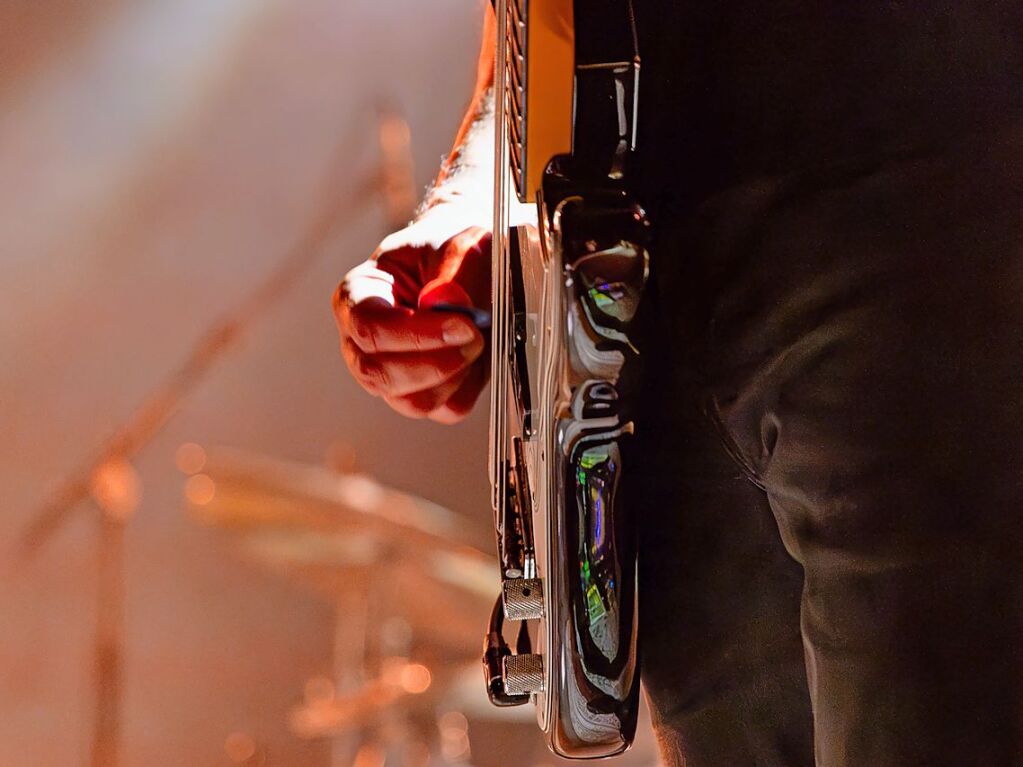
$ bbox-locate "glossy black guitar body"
[483,0,652,759]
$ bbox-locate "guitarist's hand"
[333,205,492,424]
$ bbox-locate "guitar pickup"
[508,227,534,437]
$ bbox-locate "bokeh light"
[175,442,207,475]
[223,731,256,764]
[90,458,142,520]
[399,662,432,695]
[184,473,216,506]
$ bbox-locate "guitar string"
[490,0,510,527]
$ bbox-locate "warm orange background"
[0,2,659,765]
[1,1,487,764]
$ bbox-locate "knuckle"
[355,355,384,389]
[353,354,372,383]
[349,312,379,352]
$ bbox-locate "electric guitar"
[482,0,651,758]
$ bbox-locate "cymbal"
[290,657,437,739]
[181,447,497,655]
[184,447,493,553]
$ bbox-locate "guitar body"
[484,0,651,758]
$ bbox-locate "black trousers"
[631,3,1023,765]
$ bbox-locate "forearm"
[436,4,496,187]
[422,5,497,222]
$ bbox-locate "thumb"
[416,229,492,311]
[419,280,492,333]
[418,280,474,311]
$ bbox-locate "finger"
[420,229,492,310]
[335,260,398,310]
[343,337,485,397]
[382,368,472,419]
[428,361,489,424]
[341,337,380,397]
[335,295,401,347]
[335,250,422,312]
[343,302,481,354]
[332,258,417,346]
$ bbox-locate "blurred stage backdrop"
[0,1,660,765]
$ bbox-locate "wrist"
[377,198,488,254]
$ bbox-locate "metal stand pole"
[331,584,371,767]
[15,110,416,767]
[90,512,126,767]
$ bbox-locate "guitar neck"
[500,0,574,204]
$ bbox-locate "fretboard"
[505,0,527,198]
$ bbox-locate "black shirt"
[632,1,1023,213]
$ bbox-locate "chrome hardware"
[483,597,530,707]
[503,653,545,696]
[503,577,544,620]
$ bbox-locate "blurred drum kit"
[180,445,659,766]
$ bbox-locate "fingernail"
[443,318,475,345]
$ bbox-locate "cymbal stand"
[331,582,371,767]
[17,110,417,767]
